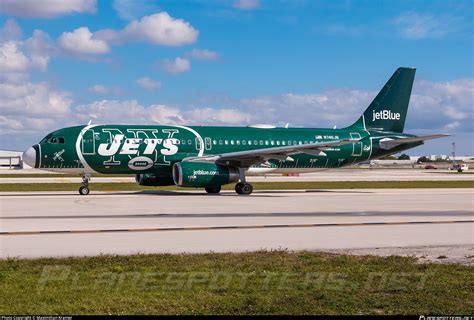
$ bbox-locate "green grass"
[0,180,472,192]
[0,251,472,315]
[0,173,134,178]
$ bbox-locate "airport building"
[0,150,26,169]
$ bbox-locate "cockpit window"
[49,137,58,144]
[58,137,65,143]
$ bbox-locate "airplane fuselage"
[31,123,419,175]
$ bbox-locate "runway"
[1,188,473,259]
[1,169,473,183]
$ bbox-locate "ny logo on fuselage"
[97,128,180,157]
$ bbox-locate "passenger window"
[219,140,223,145]
[225,140,228,145]
[242,140,246,145]
[236,140,240,145]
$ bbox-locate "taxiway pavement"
[1,169,473,183]
[1,188,472,259]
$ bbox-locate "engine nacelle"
[172,162,239,187]
[135,174,175,186]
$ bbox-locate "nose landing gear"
[79,174,91,195]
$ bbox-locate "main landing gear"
[235,168,253,195]
[205,185,221,194]
[235,182,253,195]
[79,174,91,195]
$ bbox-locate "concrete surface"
[328,245,474,265]
[1,188,472,259]
[0,169,473,183]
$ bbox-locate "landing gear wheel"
[79,174,91,195]
[79,186,90,195]
[205,186,221,194]
[235,182,253,195]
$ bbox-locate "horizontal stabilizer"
[380,134,449,149]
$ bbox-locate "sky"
[0,0,472,155]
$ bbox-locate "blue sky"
[0,0,473,155]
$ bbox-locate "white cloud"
[1,69,471,151]
[187,48,219,60]
[58,27,110,55]
[0,42,29,72]
[112,0,159,21]
[408,79,473,132]
[393,12,463,39]
[186,108,251,125]
[233,0,260,10]
[0,79,72,136]
[74,100,185,125]
[96,12,198,46]
[160,57,191,75]
[0,20,54,77]
[0,0,96,18]
[0,19,22,42]
[88,84,122,95]
[136,77,161,91]
[73,100,249,127]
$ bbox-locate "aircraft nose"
[23,145,38,168]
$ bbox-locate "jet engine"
[172,162,239,187]
[135,174,175,186]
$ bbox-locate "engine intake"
[135,174,175,186]
[173,162,239,187]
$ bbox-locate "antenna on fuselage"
[87,120,92,126]
[285,123,289,129]
[333,125,337,129]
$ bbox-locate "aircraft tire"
[205,185,221,194]
[235,182,253,195]
[79,186,90,195]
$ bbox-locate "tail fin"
[350,67,416,133]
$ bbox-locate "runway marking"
[1,220,472,236]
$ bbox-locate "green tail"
[350,67,416,133]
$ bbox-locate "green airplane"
[23,67,447,195]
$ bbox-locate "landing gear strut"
[79,174,91,195]
[235,168,253,195]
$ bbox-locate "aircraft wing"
[380,134,449,149]
[184,138,359,167]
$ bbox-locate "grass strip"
[0,180,472,192]
[0,251,472,314]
